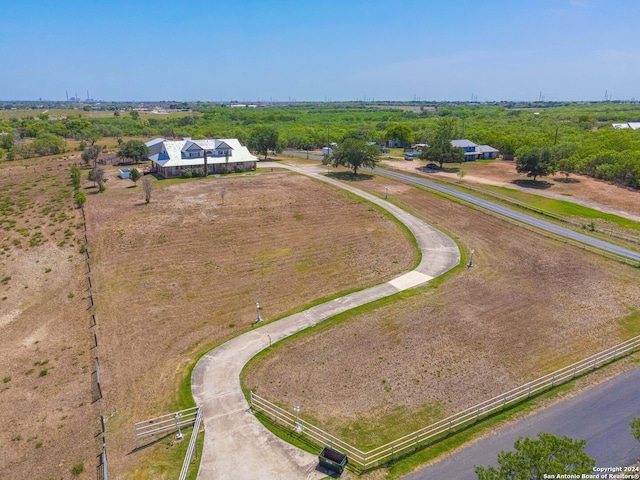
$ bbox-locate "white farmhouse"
[146,137,258,178]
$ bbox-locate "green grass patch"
[617,308,640,337]
[253,411,322,455]
[487,185,640,231]
[337,403,446,451]
[384,381,576,478]
[129,424,204,480]
[254,248,292,262]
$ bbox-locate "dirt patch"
[0,157,97,480]
[243,171,640,448]
[85,170,418,476]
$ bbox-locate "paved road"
[405,365,640,479]
[373,168,640,263]
[192,163,460,480]
[283,151,640,263]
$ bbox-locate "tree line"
[1,102,640,188]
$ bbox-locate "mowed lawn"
[0,157,98,480]
[243,171,640,449]
[85,169,418,477]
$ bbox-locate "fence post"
[551,372,555,387]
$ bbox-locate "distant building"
[146,137,258,178]
[451,139,499,160]
[612,122,640,130]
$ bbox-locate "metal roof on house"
[145,137,165,146]
[478,145,499,153]
[628,122,640,130]
[451,139,478,148]
[147,138,257,168]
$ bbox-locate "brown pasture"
[84,167,417,477]
[0,157,98,480]
[243,168,640,448]
[2,150,640,479]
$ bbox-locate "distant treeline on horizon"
[1,101,639,189]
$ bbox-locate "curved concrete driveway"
[191,163,460,479]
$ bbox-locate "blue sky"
[1,0,639,102]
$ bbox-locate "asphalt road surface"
[374,168,640,263]
[405,365,640,479]
[283,151,640,263]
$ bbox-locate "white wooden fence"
[250,333,640,471]
[134,406,200,448]
[178,406,204,480]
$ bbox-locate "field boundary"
[80,204,108,480]
[250,333,640,472]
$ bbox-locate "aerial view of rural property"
[2,1,640,480]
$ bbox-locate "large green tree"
[516,146,557,182]
[0,132,14,150]
[81,144,102,167]
[419,117,465,168]
[118,140,149,164]
[129,168,141,185]
[31,133,66,156]
[475,433,595,480]
[386,123,414,147]
[89,165,107,192]
[327,138,380,176]
[247,125,282,161]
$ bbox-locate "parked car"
[426,163,439,169]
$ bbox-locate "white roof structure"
[451,139,478,148]
[612,122,640,130]
[146,138,258,168]
[478,144,499,153]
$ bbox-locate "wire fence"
[251,333,640,471]
[81,204,108,479]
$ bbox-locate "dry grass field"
[2,149,640,478]
[0,157,98,480]
[243,168,640,449]
[85,168,417,477]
